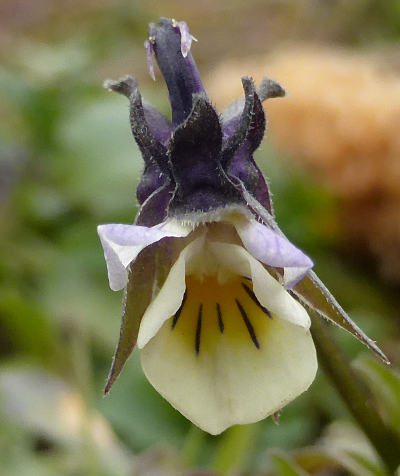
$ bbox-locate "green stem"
[211,424,257,474]
[183,425,207,467]
[311,316,400,473]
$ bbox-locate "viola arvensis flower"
[98,17,388,435]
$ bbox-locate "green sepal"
[104,245,157,395]
[292,271,389,364]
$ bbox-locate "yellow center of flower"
[170,275,273,355]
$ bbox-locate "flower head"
[99,18,388,435]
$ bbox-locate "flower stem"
[211,424,257,474]
[311,316,400,473]
[183,425,207,467]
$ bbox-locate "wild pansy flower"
[98,17,388,435]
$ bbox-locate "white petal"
[209,242,311,328]
[141,309,317,435]
[97,220,192,291]
[137,237,204,349]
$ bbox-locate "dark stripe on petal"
[235,299,260,349]
[171,289,187,329]
[242,282,272,319]
[216,303,224,334]
[195,304,203,355]
[242,276,252,281]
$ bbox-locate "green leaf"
[347,451,390,476]
[294,447,389,476]
[294,448,344,473]
[269,450,310,476]
[354,355,400,432]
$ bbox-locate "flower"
[98,17,388,435]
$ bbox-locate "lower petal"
[140,276,317,435]
[209,242,311,328]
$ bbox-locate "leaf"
[354,355,400,431]
[293,448,344,473]
[294,447,389,476]
[269,450,310,476]
[292,271,389,364]
[316,421,391,476]
[346,451,391,476]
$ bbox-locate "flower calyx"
[104,17,286,227]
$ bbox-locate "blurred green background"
[1,1,400,475]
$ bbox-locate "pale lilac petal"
[234,218,313,288]
[144,40,156,81]
[177,21,192,57]
[98,221,192,291]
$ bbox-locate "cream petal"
[209,242,311,328]
[141,309,317,435]
[137,237,205,349]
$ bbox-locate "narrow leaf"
[355,356,400,430]
[269,450,311,476]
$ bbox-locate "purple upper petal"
[104,76,172,147]
[219,79,274,214]
[104,76,172,206]
[253,166,274,215]
[221,80,265,159]
[136,162,167,205]
[227,146,259,191]
[149,17,205,126]
[136,181,175,226]
[221,78,261,166]
[142,99,173,145]
[168,95,242,215]
[104,23,286,230]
